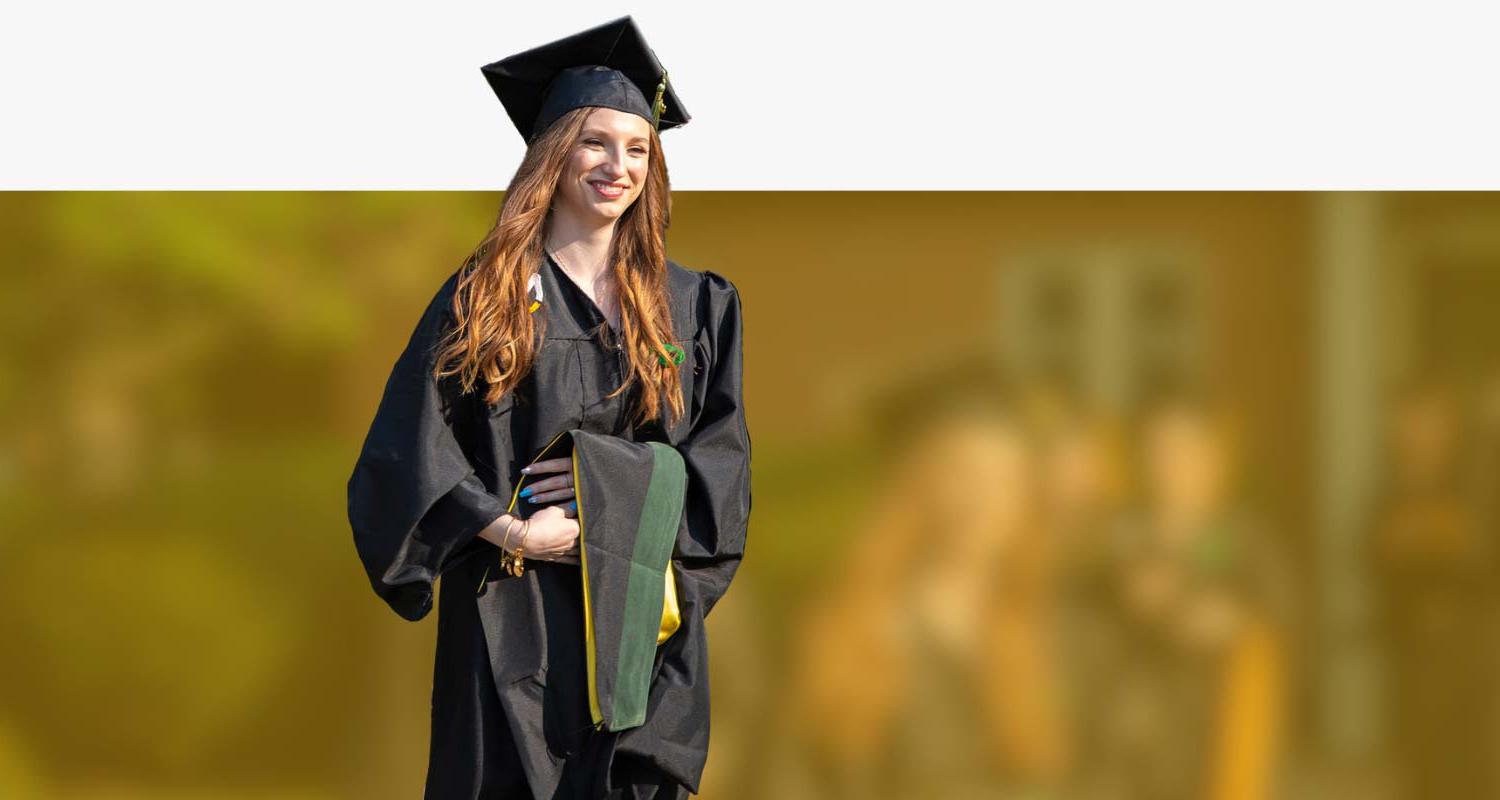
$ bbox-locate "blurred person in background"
[770,361,1067,800]
[1369,375,1498,799]
[1028,392,1132,799]
[1103,390,1291,800]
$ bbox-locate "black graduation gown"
[347,253,751,798]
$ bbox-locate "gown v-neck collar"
[544,251,618,341]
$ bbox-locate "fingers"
[521,473,572,493]
[533,535,580,565]
[530,503,579,523]
[532,547,581,565]
[513,508,579,564]
[519,471,575,505]
[527,487,575,504]
[522,458,572,476]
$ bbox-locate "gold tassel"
[651,71,669,130]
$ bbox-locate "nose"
[599,144,628,179]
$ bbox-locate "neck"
[545,209,616,284]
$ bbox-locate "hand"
[520,457,577,504]
[516,505,581,565]
[478,506,581,566]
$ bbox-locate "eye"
[583,138,604,148]
[630,147,648,156]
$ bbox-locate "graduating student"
[347,16,751,799]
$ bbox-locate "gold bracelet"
[500,516,522,576]
[511,519,533,577]
[499,516,520,551]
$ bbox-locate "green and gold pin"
[657,342,685,367]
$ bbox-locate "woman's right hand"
[515,504,580,564]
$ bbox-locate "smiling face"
[552,106,653,225]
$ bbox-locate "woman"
[777,363,1066,799]
[1371,377,1496,799]
[347,17,751,799]
[1106,393,1288,800]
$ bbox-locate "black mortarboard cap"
[480,16,690,144]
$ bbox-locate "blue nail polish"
[528,496,542,503]
[519,487,533,498]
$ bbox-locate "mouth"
[589,180,628,200]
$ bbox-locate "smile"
[590,180,627,199]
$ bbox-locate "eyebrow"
[581,128,650,145]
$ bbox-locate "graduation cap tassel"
[648,70,666,129]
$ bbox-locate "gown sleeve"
[347,271,509,622]
[673,270,752,619]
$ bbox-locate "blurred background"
[2,191,1499,798]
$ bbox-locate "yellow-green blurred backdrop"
[3,192,1500,799]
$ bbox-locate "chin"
[582,202,626,222]
[591,196,641,219]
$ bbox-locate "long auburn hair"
[431,105,685,429]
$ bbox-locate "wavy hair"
[431,105,685,429]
